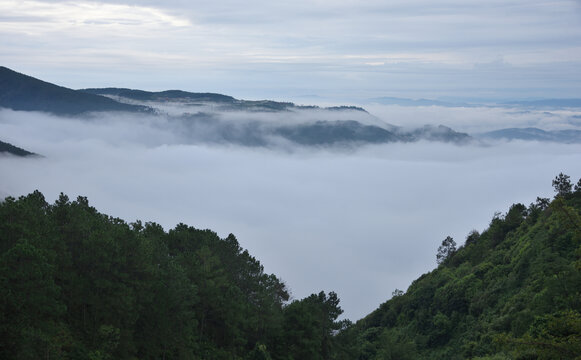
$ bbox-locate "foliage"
[3,172,580,359]
[341,173,581,359]
[436,236,457,265]
[553,172,573,197]
[0,191,342,359]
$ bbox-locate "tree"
[282,291,343,360]
[436,236,456,265]
[552,172,572,197]
[575,178,581,193]
[392,289,404,297]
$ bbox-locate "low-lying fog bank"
[1,105,580,320]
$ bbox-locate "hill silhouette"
[0,66,150,115]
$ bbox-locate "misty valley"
[2,66,581,157]
[1,66,581,359]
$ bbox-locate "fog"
[1,105,581,320]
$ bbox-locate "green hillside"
[336,174,581,359]
[0,192,345,360]
[1,174,580,359]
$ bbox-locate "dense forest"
[337,173,581,359]
[0,192,346,359]
[1,173,580,359]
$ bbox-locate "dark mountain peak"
[0,67,150,115]
[0,139,37,157]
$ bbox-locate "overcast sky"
[1,0,581,100]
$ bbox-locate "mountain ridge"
[0,66,473,147]
[0,66,150,115]
[478,127,581,144]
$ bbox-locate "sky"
[2,0,581,321]
[1,0,581,101]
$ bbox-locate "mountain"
[0,139,36,156]
[405,124,472,144]
[0,66,150,115]
[502,99,581,108]
[174,112,473,147]
[336,178,581,359]
[82,87,368,113]
[368,97,470,107]
[81,87,236,103]
[274,120,400,146]
[0,67,472,146]
[478,127,581,143]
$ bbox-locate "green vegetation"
[0,192,343,359]
[1,173,580,359]
[337,173,581,359]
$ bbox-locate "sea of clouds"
[1,104,581,320]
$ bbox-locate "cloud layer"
[1,106,581,320]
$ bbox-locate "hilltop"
[0,66,150,115]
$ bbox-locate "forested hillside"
[1,174,580,359]
[0,192,346,359]
[336,174,581,359]
[0,67,150,115]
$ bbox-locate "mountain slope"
[0,66,149,115]
[337,177,581,359]
[0,191,345,360]
[0,139,36,156]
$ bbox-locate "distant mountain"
[274,120,400,146]
[0,67,472,147]
[478,127,581,143]
[0,66,150,115]
[405,124,472,144]
[501,98,581,108]
[81,87,236,103]
[0,139,36,156]
[369,97,467,107]
[82,87,368,113]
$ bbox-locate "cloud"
[1,0,580,99]
[1,106,581,320]
[0,1,191,32]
